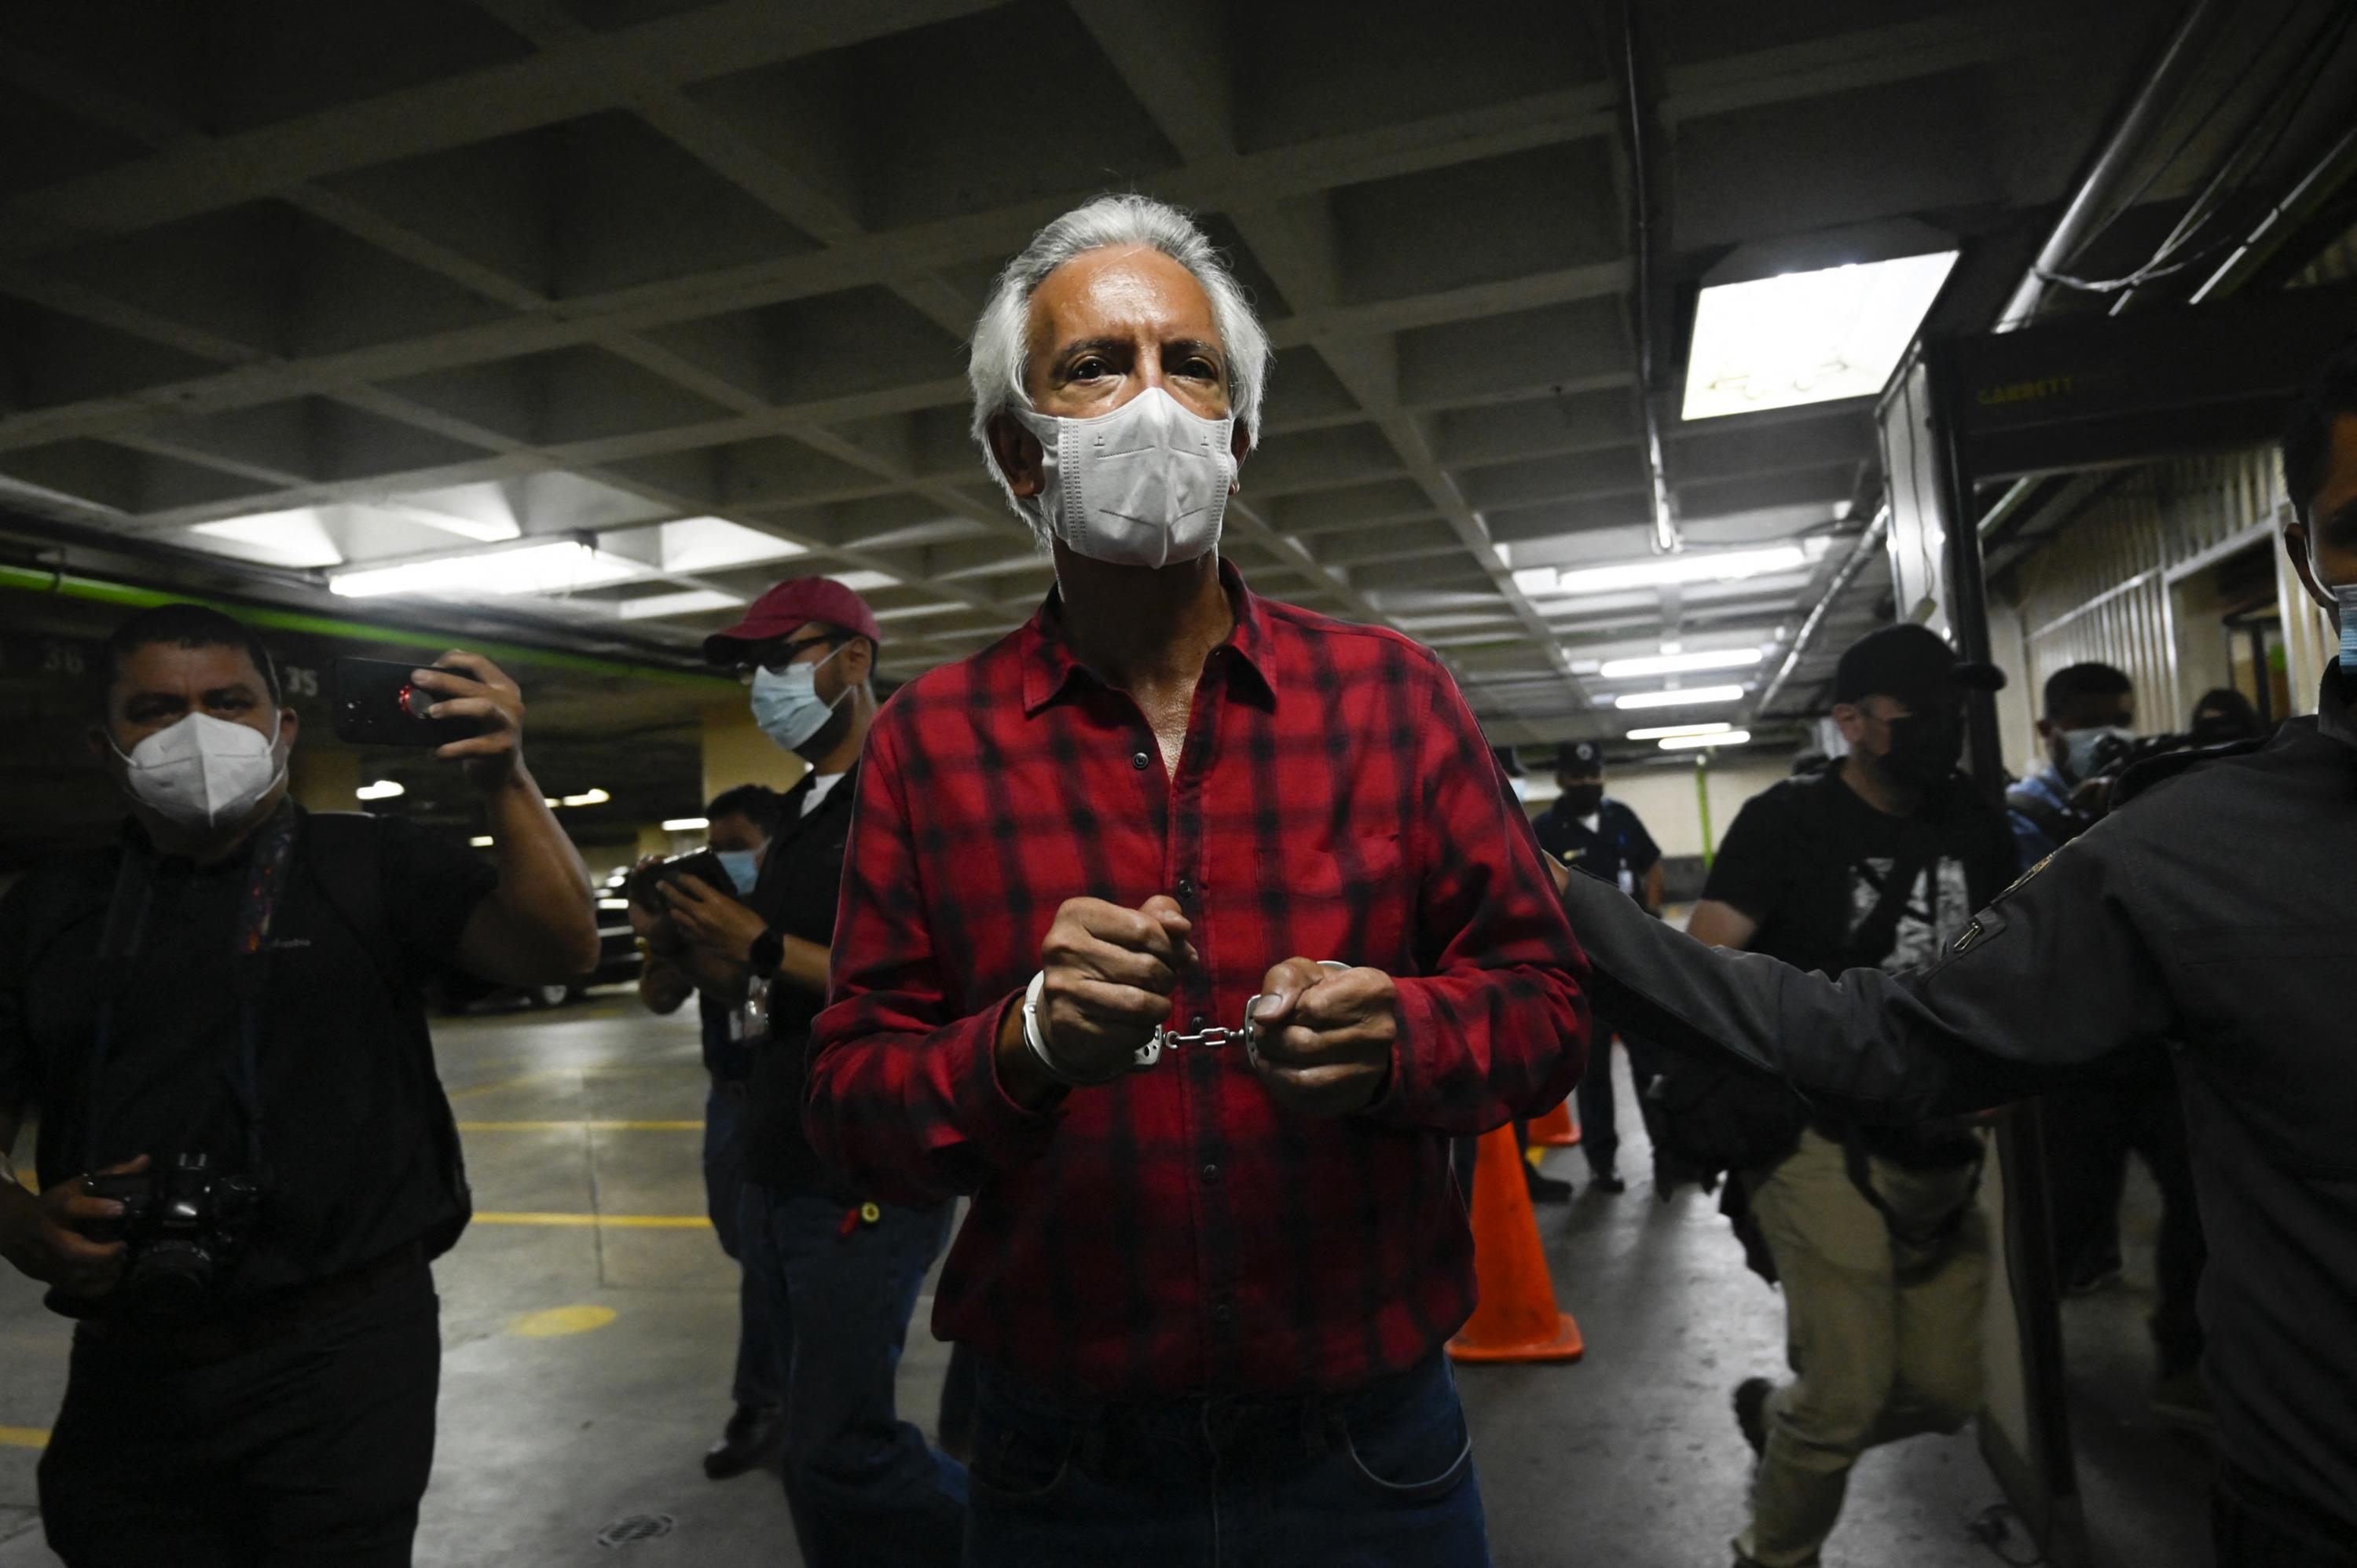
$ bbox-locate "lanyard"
[82,804,299,1177]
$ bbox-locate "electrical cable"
[2053,0,2313,273]
[2040,0,2355,295]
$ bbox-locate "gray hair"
[967,194,1272,533]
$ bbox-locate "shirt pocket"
[1279,834,1409,970]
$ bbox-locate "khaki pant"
[1738,1127,1989,1567]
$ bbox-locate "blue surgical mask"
[713,848,761,896]
[2332,583,2357,676]
[750,643,848,752]
[2057,725,2134,784]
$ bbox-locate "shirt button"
[1210,1302,1233,1325]
[1201,1162,1221,1182]
[1131,750,1151,770]
[1191,1013,1207,1029]
[1176,875,1196,900]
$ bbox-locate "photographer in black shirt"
[0,603,599,1567]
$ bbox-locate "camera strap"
[83,802,299,1178]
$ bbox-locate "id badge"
[741,976,771,1039]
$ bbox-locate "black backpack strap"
[1846,847,1938,969]
[297,813,472,1255]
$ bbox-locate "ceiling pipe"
[1618,0,1679,555]
[1996,0,2233,332]
[1754,509,1889,716]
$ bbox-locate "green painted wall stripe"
[0,564,728,689]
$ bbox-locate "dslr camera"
[83,1152,263,1318]
[627,848,734,912]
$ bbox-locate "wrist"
[477,761,538,802]
[748,926,785,975]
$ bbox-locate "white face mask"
[112,711,288,831]
[2327,582,2357,676]
[1012,387,1238,568]
[750,643,849,753]
[2056,724,2134,784]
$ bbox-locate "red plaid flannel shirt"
[806,561,1589,1397]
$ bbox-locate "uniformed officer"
[1552,346,2357,1566]
[1533,740,1666,1192]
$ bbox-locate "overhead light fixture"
[469,835,494,848]
[1681,251,1959,421]
[1659,728,1752,750]
[329,540,642,599]
[1615,684,1746,710]
[616,589,745,621]
[355,779,405,800]
[1626,720,1735,741]
[1518,544,1813,599]
[661,816,709,831]
[559,788,611,808]
[1598,648,1765,680]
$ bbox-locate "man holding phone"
[0,603,597,1566]
[640,576,966,1567]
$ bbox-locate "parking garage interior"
[5,2,2357,1564]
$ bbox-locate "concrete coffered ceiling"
[0,0,2216,748]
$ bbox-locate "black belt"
[75,1240,428,1367]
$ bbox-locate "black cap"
[1832,624,2006,708]
[1555,740,1605,775]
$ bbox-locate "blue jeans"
[703,1083,777,1412]
[962,1350,1490,1568]
[737,1182,967,1568]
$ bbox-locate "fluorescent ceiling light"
[190,510,344,569]
[1521,545,1813,599]
[830,570,900,593]
[559,788,610,808]
[658,517,809,575]
[469,835,493,847]
[329,540,641,599]
[1626,720,1735,741]
[661,816,709,831]
[616,589,744,621]
[871,602,963,621]
[1598,648,1765,680]
[1660,728,1752,750]
[1681,251,1958,420]
[1615,684,1747,710]
[355,779,405,800]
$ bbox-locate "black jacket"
[1556,672,2357,1533]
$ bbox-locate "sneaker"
[1733,1377,1772,1459]
[2063,1255,2124,1295]
[1525,1168,1574,1204]
[704,1404,783,1480]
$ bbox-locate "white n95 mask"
[1012,387,1237,568]
[112,711,287,831]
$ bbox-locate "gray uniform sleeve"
[1557,822,2181,1123]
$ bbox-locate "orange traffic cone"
[1529,1095,1581,1147]
[1448,1123,1585,1364]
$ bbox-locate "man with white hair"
[805,194,1588,1564]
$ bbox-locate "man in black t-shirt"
[1534,740,1666,1192]
[0,603,599,1567]
[646,577,965,1568]
[1679,625,2014,1568]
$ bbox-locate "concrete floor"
[1,1006,2207,1566]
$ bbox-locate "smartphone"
[331,657,489,747]
[629,849,735,912]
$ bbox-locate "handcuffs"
[1022,961,1350,1088]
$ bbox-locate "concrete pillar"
[290,747,360,813]
[702,702,805,804]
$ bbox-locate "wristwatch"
[748,926,786,976]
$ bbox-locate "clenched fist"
[1248,959,1397,1116]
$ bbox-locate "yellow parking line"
[457,1121,703,1132]
[472,1212,711,1229]
[0,1426,49,1449]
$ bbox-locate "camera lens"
[126,1240,216,1320]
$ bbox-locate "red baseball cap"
[702,577,883,665]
